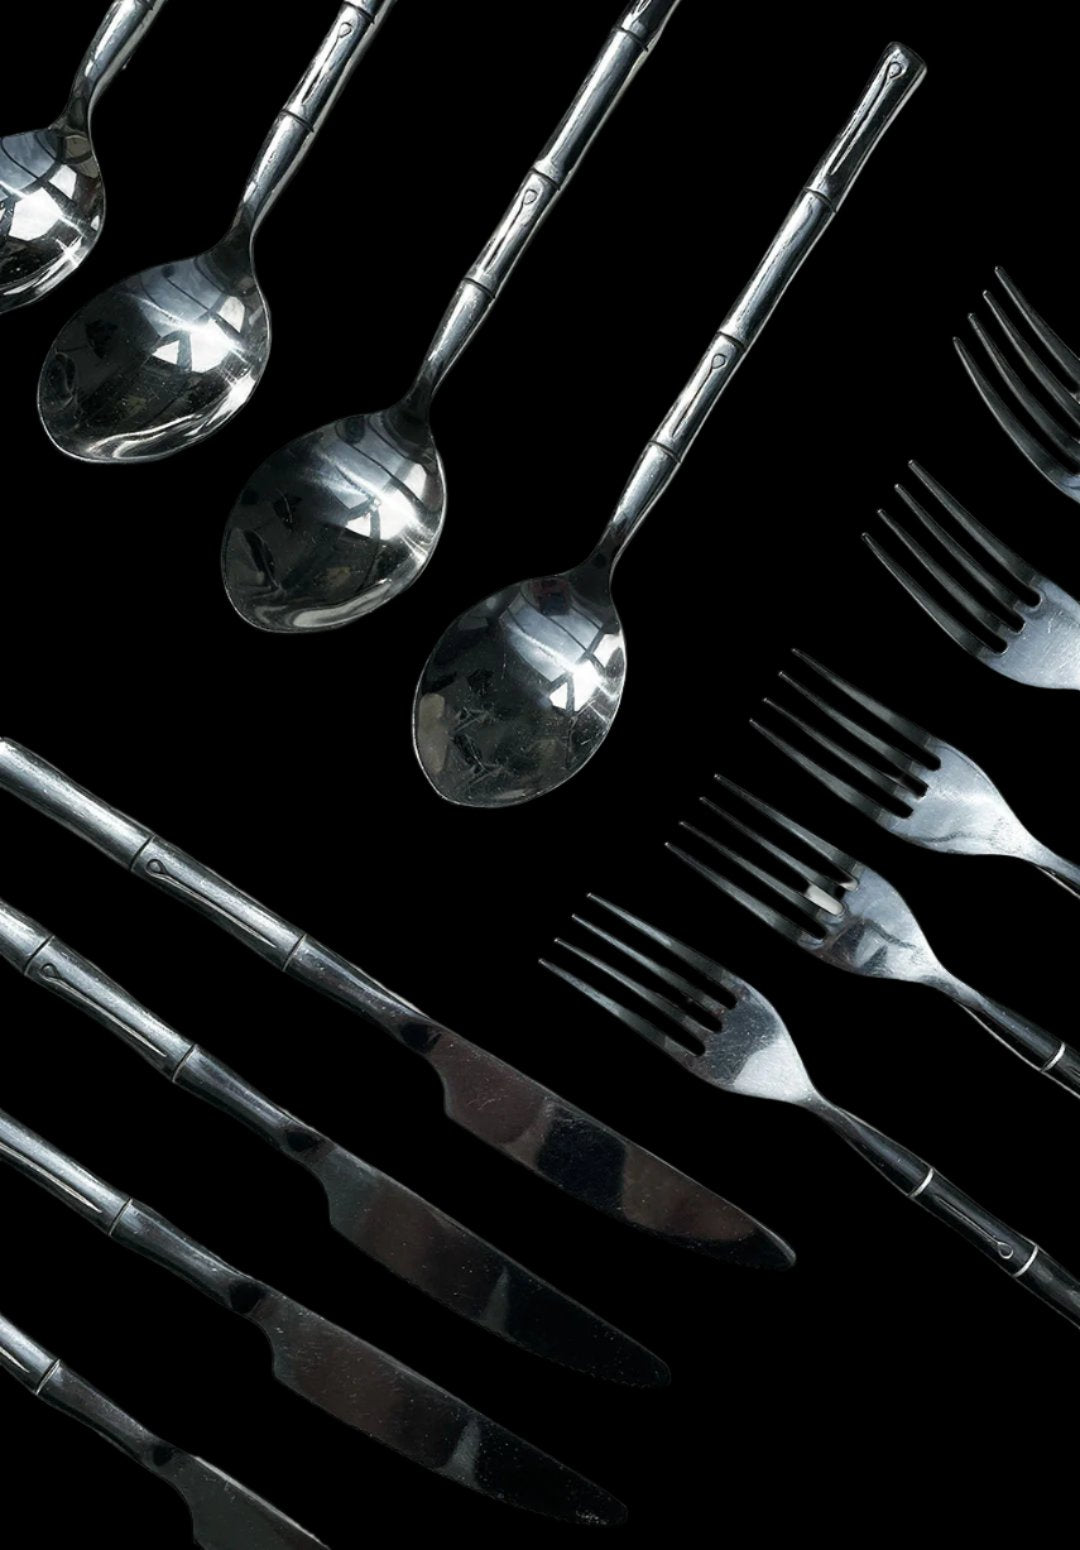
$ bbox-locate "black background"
[2,3,1078,1542]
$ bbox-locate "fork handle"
[943,981,1080,1101]
[825,1107,1080,1329]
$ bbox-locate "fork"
[955,268,1080,502]
[541,900,1080,1333]
[865,460,1080,688]
[753,650,1080,898]
[665,774,1080,1098]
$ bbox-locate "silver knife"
[0,894,666,1386]
[0,1107,625,1523]
[0,739,794,1268]
[0,1308,330,1549]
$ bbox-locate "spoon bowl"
[39,238,269,462]
[0,1,167,314]
[0,125,105,315]
[223,403,445,630]
[414,567,625,806]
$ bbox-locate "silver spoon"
[38,1,394,464]
[221,0,682,633]
[0,0,167,315]
[414,42,927,808]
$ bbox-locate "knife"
[0,1308,330,1549]
[0,738,793,1268]
[0,893,666,1386]
[0,1106,625,1523]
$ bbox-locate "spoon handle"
[408,0,681,410]
[822,1105,1080,1332]
[65,0,168,127]
[597,41,927,566]
[232,1,395,236]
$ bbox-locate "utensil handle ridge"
[0,1312,57,1392]
[0,897,194,1074]
[598,41,926,565]
[826,1106,1080,1329]
[407,0,681,411]
[0,1107,129,1228]
[66,0,167,126]
[234,1,395,234]
[947,981,1080,1100]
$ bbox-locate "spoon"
[0,0,167,315]
[38,1,394,463]
[414,42,927,807]
[222,0,683,633]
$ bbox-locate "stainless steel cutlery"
[542,902,1080,1332]
[0,1106,625,1523]
[866,461,1080,688]
[0,736,793,1268]
[412,43,926,808]
[666,774,1080,1097]
[0,1308,329,1549]
[0,0,168,314]
[0,895,666,1386]
[754,651,1080,896]
[221,0,683,634]
[37,1,395,463]
[957,269,1080,501]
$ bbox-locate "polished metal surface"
[542,903,1080,1332]
[0,1309,329,1549]
[0,1108,625,1523]
[0,896,666,1385]
[37,1,394,462]
[222,0,682,633]
[755,651,1080,899]
[667,774,1080,1099]
[956,268,1080,501]
[865,461,1080,688]
[412,43,927,807]
[0,1,167,315]
[0,736,794,1269]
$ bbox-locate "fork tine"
[759,699,912,801]
[681,817,829,924]
[967,312,1080,468]
[892,486,1024,617]
[996,267,1080,387]
[587,897,742,998]
[771,678,921,785]
[983,291,1080,430]
[539,957,693,1063]
[665,842,820,949]
[752,719,894,825]
[792,651,936,754]
[862,529,994,661]
[905,462,1039,589]
[552,936,714,1047]
[875,506,1013,639]
[710,773,860,877]
[955,335,1079,489]
[567,915,729,1025]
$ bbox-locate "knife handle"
[173,1047,325,1161]
[827,1107,1080,1329]
[0,1107,129,1229]
[110,1202,268,1315]
[0,897,193,1075]
[0,1310,57,1392]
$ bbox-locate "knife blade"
[0,737,794,1269]
[0,1107,626,1523]
[0,1309,329,1549]
[0,895,667,1385]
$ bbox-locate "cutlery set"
[6,0,1075,1537]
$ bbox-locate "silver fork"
[753,650,1080,898]
[865,460,1080,689]
[665,774,1080,1099]
[955,269,1080,502]
[541,900,1080,1333]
